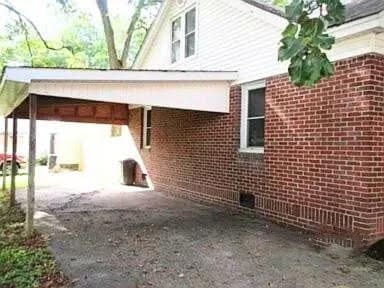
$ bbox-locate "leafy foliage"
[0,247,57,288]
[278,0,345,86]
[0,194,66,288]
[273,0,289,7]
[0,11,109,71]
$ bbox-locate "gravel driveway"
[17,175,384,288]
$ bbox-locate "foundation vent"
[239,193,255,209]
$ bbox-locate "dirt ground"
[16,174,384,288]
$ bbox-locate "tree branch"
[120,0,146,68]
[18,16,34,66]
[120,0,162,68]
[0,2,74,54]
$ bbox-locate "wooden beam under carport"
[13,95,130,125]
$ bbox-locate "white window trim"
[240,80,266,154]
[170,4,198,64]
[143,106,152,149]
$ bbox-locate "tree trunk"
[96,0,122,69]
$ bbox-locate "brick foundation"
[129,53,384,248]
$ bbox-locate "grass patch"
[1,173,29,191]
[0,192,68,288]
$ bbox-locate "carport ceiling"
[0,67,238,117]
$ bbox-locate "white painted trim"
[2,67,238,83]
[240,80,266,151]
[238,147,264,154]
[330,11,384,40]
[143,106,152,149]
[0,68,237,116]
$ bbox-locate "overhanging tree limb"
[278,0,345,87]
[0,2,74,54]
[18,16,34,66]
[120,0,162,68]
[96,0,162,69]
[121,0,146,68]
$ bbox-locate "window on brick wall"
[171,6,197,63]
[143,107,152,148]
[110,125,122,137]
[240,81,266,153]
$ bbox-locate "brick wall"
[129,53,384,247]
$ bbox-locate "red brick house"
[129,0,384,248]
[1,0,383,248]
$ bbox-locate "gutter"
[330,10,384,41]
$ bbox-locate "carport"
[0,67,237,235]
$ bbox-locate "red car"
[0,154,26,174]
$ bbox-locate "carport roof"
[0,67,238,116]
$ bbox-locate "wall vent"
[239,193,255,209]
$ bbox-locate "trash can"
[121,159,136,185]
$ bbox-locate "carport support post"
[2,117,8,191]
[26,95,37,236]
[10,113,17,207]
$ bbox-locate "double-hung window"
[171,7,196,63]
[185,8,196,58]
[241,82,265,153]
[171,18,181,63]
[143,107,152,148]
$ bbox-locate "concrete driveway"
[16,173,384,288]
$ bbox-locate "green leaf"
[278,37,304,61]
[282,23,298,38]
[288,56,304,86]
[299,18,325,39]
[320,56,334,76]
[325,1,345,25]
[315,34,335,50]
[285,0,304,21]
[278,0,344,87]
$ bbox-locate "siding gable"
[136,0,287,84]
[135,0,384,84]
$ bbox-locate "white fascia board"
[229,0,287,29]
[4,67,238,83]
[29,80,231,113]
[331,11,384,40]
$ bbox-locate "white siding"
[139,0,384,84]
[329,33,376,61]
[375,32,384,54]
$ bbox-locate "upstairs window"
[185,8,196,58]
[171,17,181,63]
[171,7,197,63]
